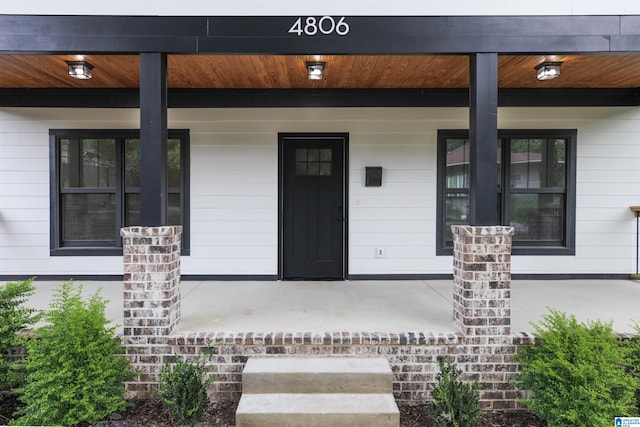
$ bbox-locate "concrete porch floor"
[11,278,640,335]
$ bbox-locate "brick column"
[451,225,514,341]
[121,226,182,398]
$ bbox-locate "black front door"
[280,134,346,280]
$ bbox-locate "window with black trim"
[436,129,576,255]
[50,129,190,255]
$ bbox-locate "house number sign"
[288,17,350,36]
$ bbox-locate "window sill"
[437,246,575,256]
[51,247,123,257]
[51,247,190,256]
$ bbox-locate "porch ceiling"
[2,54,640,89]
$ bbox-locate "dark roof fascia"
[1,15,640,54]
[0,88,637,108]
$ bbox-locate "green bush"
[623,324,640,411]
[428,357,482,427]
[158,354,216,425]
[515,309,637,427]
[0,278,40,393]
[12,281,135,426]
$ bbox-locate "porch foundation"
[118,224,533,410]
[121,226,182,398]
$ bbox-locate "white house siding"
[0,108,138,275]
[1,106,640,276]
[2,0,639,16]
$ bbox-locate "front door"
[280,133,346,280]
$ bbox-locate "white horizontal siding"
[1,106,640,276]
[0,170,49,184]
[3,0,638,16]
[0,108,137,275]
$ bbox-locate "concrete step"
[242,357,393,394]
[235,393,400,427]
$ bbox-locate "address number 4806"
[288,17,350,36]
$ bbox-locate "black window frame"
[49,129,190,256]
[436,129,576,256]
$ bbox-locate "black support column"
[139,53,168,226]
[469,53,499,226]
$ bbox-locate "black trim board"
[181,275,279,281]
[0,275,124,282]
[2,15,640,54]
[328,274,634,281]
[347,274,453,281]
[0,274,631,282]
[1,88,638,108]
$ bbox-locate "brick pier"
[121,226,182,398]
[451,225,521,409]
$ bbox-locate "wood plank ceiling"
[1,54,640,89]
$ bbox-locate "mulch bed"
[1,395,546,426]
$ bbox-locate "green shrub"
[158,354,216,425]
[12,281,135,426]
[428,357,482,427]
[515,309,636,427]
[0,278,40,393]
[623,324,640,411]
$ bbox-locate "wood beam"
[469,53,498,226]
[139,53,168,226]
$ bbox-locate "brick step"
[241,357,393,394]
[235,393,400,427]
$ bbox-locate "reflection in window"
[295,148,332,176]
[510,194,564,242]
[438,130,575,254]
[509,138,567,244]
[124,138,182,227]
[62,193,115,241]
[51,130,189,253]
[443,139,471,242]
[60,139,116,189]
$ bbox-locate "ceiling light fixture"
[66,61,94,80]
[535,62,562,81]
[306,61,325,80]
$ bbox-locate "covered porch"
[20,278,640,335]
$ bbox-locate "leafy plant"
[158,354,216,425]
[12,281,135,426]
[0,278,40,393]
[515,309,636,427]
[622,323,640,411]
[429,357,482,427]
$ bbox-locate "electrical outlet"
[375,247,384,258]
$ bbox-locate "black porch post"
[468,53,499,226]
[139,53,168,226]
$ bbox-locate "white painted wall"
[1,0,639,16]
[1,106,639,277]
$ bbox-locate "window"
[295,148,333,176]
[437,129,576,255]
[50,129,190,255]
